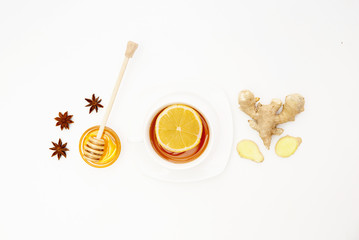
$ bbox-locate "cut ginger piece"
[236,140,264,163]
[275,135,302,158]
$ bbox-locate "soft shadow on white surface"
[0,0,359,240]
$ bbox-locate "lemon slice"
[155,104,203,153]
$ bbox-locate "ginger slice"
[236,140,264,163]
[275,135,302,158]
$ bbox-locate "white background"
[1,0,359,239]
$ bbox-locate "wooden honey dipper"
[83,41,138,162]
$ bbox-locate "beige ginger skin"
[238,90,305,149]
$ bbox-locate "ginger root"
[238,90,304,149]
[275,135,302,157]
[236,140,264,163]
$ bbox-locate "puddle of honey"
[79,126,121,168]
[149,105,210,164]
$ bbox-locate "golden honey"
[149,105,210,164]
[79,126,121,168]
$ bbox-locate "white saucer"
[132,85,233,182]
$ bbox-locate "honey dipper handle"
[125,41,139,58]
[97,41,138,138]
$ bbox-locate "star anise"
[55,111,74,130]
[49,139,69,160]
[85,94,104,113]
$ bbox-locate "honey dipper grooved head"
[84,136,105,161]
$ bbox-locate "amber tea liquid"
[149,105,210,164]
